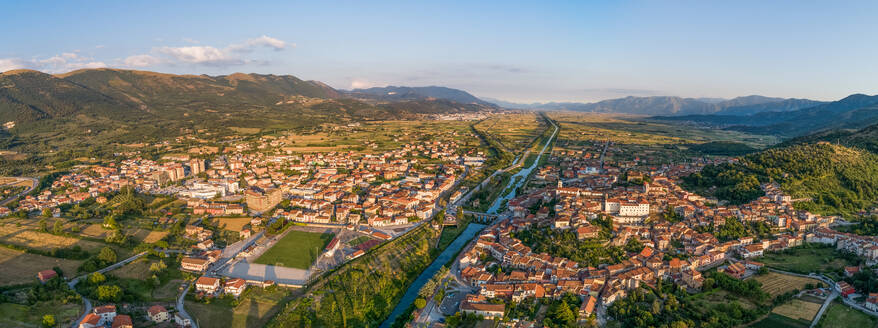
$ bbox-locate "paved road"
[177,282,198,328]
[68,251,146,328]
[811,289,838,328]
[0,176,37,206]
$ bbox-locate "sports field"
[254,230,334,269]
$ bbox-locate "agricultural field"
[216,217,252,232]
[186,287,292,328]
[547,112,777,165]
[279,120,482,154]
[0,223,106,253]
[254,230,334,269]
[753,272,821,297]
[772,298,822,322]
[77,224,167,243]
[816,302,878,328]
[0,247,81,285]
[760,246,857,276]
[131,229,169,243]
[474,113,545,154]
[548,111,777,147]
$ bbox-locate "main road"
[0,176,38,206]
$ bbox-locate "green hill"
[682,143,878,216]
[0,68,496,176]
[778,123,878,154]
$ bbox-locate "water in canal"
[379,222,486,328]
[380,123,557,327]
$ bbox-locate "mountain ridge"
[485,95,824,116]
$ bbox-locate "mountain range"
[656,93,878,137]
[0,69,497,126]
[486,95,825,116]
[343,86,495,106]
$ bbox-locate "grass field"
[108,257,154,280]
[0,247,81,285]
[760,247,856,275]
[0,300,81,328]
[187,287,292,328]
[754,272,821,297]
[750,313,811,328]
[131,229,169,243]
[254,230,334,269]
[217,217,252,231]
[817,302,878,328]
[152,279,184,301]
[0,224,107,253]
[772,299,822,322]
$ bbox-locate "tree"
[150,261,167,273]
[415,297,427,309]
[102,215,118,229]
[95,284,122,302]
[88,272,106,285]
[41,314,55,328]
[39,218,48,232]
[98,246,117,264]
[42,208,52,218]
[53,220,64,235]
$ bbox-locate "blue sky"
[2,1,877,102]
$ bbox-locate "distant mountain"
[714,97,825,115]
[0,68,497,153]
[658,94,878,137]
[484,95,822,116]
[344,86,496,106]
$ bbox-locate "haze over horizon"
[2,1,878,103]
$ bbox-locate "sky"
[2,1,878,103]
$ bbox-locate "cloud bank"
[0,52,107,73]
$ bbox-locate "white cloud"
[0,35,293,72]
[228,35,290,53]
[122,54,162,67]
[0,58,29,72]
[156,46,244,66]
[146,35,291,67]
[0,53,106,73]
[350,78,386,89]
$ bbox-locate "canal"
[380,120,558,327]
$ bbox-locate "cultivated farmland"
[773,298,822,322]
[0,223,105,253]
[753,272,821,297]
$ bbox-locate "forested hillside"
[0,68,496,176]
[682,143,878,216]
[778,123,878,154]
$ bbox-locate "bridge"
[462,210,499,223]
